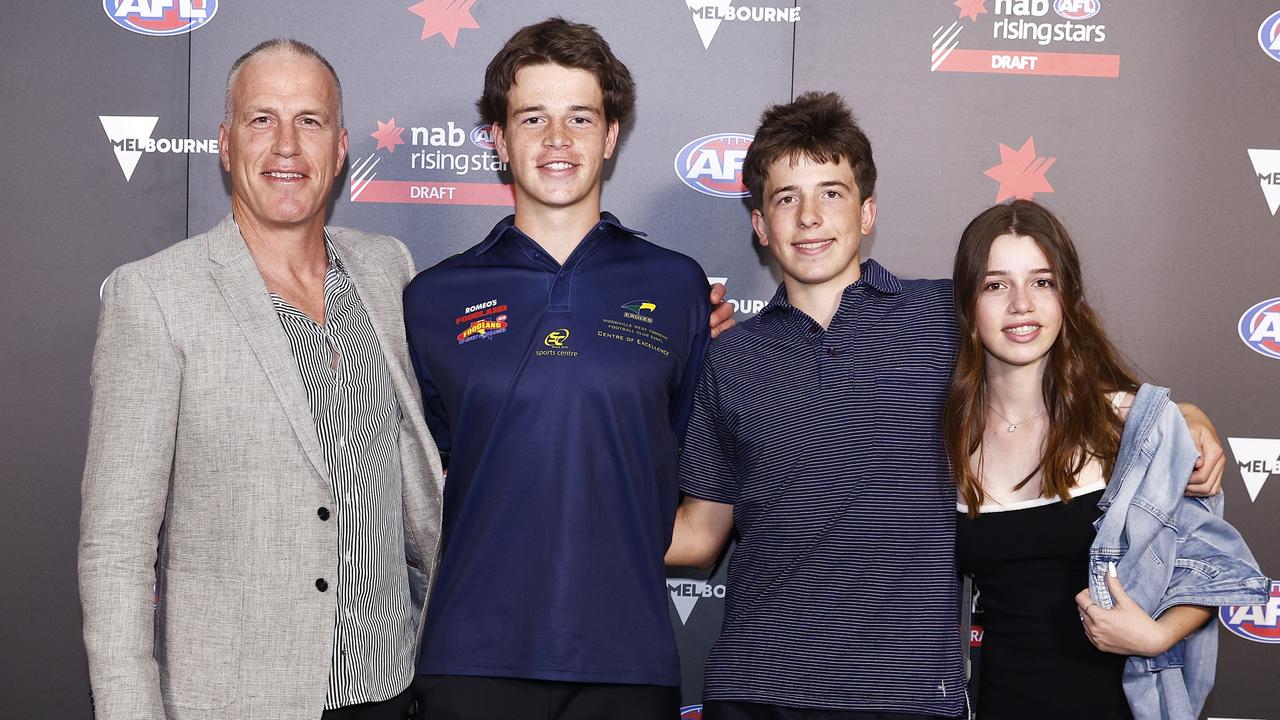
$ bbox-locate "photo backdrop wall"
[3,2,1277,717]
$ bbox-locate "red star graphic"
[955,0,988,22]
[409,0,479,48]
[984,137,1056,202]
[371,118,406,154]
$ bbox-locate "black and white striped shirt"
[679,260,967,716]
[271,244,414,709]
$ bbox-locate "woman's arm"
[1074,563,1214,656]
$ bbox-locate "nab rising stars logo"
[1260,10,1280,63]
[103,0,217,36]
[675,134,753,198]
[1220,580,1280,644]
[1238,297,1280,360]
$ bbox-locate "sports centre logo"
[667,578,726,625]
[99,116,218,182]
[933,0,1119,77]
[1227,438,1280,502]
[1238,297,1280,360]
[104,0,217,36]
[984,136,1055,201]
[1220,580,1280,644]
[1260,10,1280,63]
[1248,149,1280,216]
[676,134,752,198]
[685,1,802,50]
[350,117,513,206]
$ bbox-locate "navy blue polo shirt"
[404,213,710,686]
[679,260,965,716]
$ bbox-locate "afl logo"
[1220,580,1280,643]
[470,124,495,150]
[1260,10,1280,63]
[680,706,704,720]
[104,0,218,36]
[1238,297,1280,360]
[1054,0,1100,21]
[675,133,753,198]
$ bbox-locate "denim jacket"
[1089,384,1270,720]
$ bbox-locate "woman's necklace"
[988,405,1045,433]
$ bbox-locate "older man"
[79,40,443,720]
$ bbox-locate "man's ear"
[860,196,877,236]
[752,208,769,247]
[492,122,509,164]
[603,119,620,160]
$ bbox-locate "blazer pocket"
[156,567,243,710]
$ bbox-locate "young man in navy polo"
[664,93,1225,720]
[403,18,726,720]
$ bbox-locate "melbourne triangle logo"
[1227,437,1280,502]
[1248,149,1280,216]
[100,116,159,181]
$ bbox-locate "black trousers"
[702,700,956,720]
[322,685,415,720]
[414,674,682,720]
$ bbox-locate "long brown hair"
[944,200,1140,516]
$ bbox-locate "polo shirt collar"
[760,259,904,317]
[474,212,644,255]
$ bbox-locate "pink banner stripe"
[352,180,515,206]
[936,48,1119,78]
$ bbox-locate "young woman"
[944,200,1265,720]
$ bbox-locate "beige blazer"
[79,216,444,720]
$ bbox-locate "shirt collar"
[760,259,904,316]
[474,212,645,255]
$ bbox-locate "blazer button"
[318,507,330,521]
[316,578,329,592]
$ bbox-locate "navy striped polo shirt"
[679,260,965,716]
[404,213,710,686]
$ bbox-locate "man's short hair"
[224,38,344,125]
[742,91,876,210]
[477,17,635,127]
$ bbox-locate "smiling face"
[218,49,348,234]
[975,233,1064,373]
[752,154,875,294]
[491,63,618,222]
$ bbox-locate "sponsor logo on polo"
[543,329,570,347]
[623,301,657,314]
[1248,149,1280,216]
[351,117,512,206]
[1238,297,1280,360]
[1228,438,1280,502]
[1260,10,1280,63]
[99,116,219,182]
[1220,580,1280,644]
[457,316,508,344]
[104,0,217,36]
[685,1,802,50]
[933,0,1118,78]
[676,134,752,198]
[667,579,726,624]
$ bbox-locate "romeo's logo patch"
[457,316,508,344]
[544,329,570,347]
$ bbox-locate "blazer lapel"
[328,231,421,416]
[205,215,333,492]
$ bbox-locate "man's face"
[218,50,348,232]
[752,155,875,291]
[491,63,619,217]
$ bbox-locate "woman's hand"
[1075,563,1212,656]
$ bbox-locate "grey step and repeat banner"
[2,1,1277,718]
